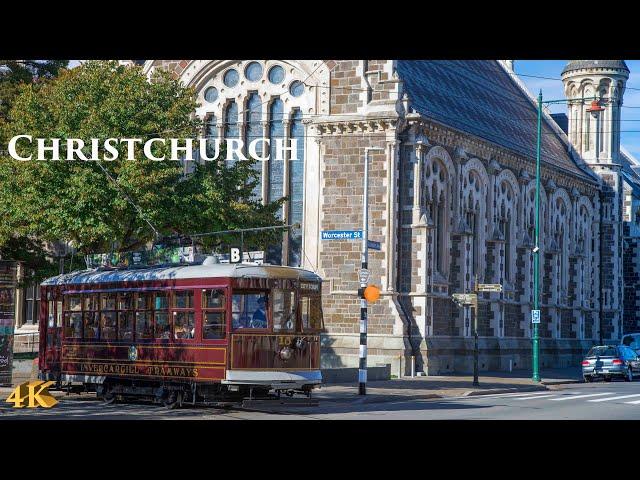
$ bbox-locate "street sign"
[321,230,363,240]
[477,283,503,293]
[531,309,541,324]
[367,240,381,251]
[451,293,477,306]
[358,268,370,284]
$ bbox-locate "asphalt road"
[4,379,640,419]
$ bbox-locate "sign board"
[358,269,370,284]
[218,250,265,265]
[86,245,195,269]
[531,309,541,324]
[367,240,381,251]
[451,293,477,305]
[229,247,241,264]
[0,261,17,386]
[321,230,363,241]
[477,283,503,293]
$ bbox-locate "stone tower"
[561,60,629,341]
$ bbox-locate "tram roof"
[41,262,322,286]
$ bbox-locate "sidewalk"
[313,367,583,405]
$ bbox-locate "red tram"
[38,257,323,407]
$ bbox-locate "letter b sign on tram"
[230,247,241,263]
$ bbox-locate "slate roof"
[562,60,629,75]
[396,60,598,183]
[620,148,640,198]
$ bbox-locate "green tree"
[0,60,283,276]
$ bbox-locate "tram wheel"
[162,391,183,410]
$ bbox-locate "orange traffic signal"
[364,285,381,302]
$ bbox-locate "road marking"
[549,392,613,401]
[481,391,570,399]
[623,398,640,405]
[513,394,558,400]
[588,394,640,402]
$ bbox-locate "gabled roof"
[396,60,598,183]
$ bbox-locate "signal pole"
[359,147,384,396]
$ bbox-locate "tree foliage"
[0,60,284,274]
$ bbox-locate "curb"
[542,380,582,386]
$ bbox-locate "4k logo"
[5,381,58,408]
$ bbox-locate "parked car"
[621,333,640,354]
[581,345,639,382]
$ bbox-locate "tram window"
[155,312,171,339]
[118,312,134,341]
[135,292,152,310]
[202,289,225,309]
[136,312,154,340]
[66,295,82,312]
[101,293,117,311]
[65,312,83,338]
[174,291,193,309]
[154,292,169,310]
[203,312,226,339]
[83,294,99,311]
[84,312,100,340]
[232,293,268,329]
[273,290,296,331]
[301,295,322,331]
[174,311,194,339]
[118,292,134,310]
[100,311,117,340]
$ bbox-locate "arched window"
[245,93,263,199]
[268,98,284,209]
[502,218,511,281]
[205,114,218,159]
[288,108,304,267]
[223,101,239,167]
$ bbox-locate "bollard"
[509,359,513,372]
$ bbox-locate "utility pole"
[359,147,384,396]
[473,273,479,386]
[532,90,542,383]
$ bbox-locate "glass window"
[204,86,218,103]
[84,312,100,340]
[224,101,239,167]
[67,295,82,312]
[118,312,134,341]
[84,294,99,311]
[232,293,268,329]
[135,312,154,340]
[245,62,263,82]
[154,312,170,339]
[100,312,117,340]
[173,311,194,339]
[288,108,305,266]
[268,65,285,84]
[203,289,225,309]
[273,289,296,331]
[173,290,193,309]
[289,80,304,97]
[135,292,152,310]
[101,293,116,311]
[587,346,618,357]
[65,312,83,338]
[205,114,218,158]
[118,292,134,311]
[203,312,226,339]
[154,292,169,310]
[223,69,239,87]
[301,295,322,331]
[245,92,263,199]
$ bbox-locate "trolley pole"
[359,147,384,396]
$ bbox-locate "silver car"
[581,345,640,382]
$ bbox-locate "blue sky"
[67,60,640,158]
[517,60,640,159]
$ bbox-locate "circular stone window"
[245,62,263,82]
[204,86,218,103]
[289,80,304,97]
[223,69,239,88]
[268,65,285,84]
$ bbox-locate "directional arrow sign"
[451,293,477,305]
[477,284,503,293]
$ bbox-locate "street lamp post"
[359,146,385,396]
[532,91,604,382]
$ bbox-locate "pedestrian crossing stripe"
[513,394,558,400]
[588,394,640,402]
[549,392,613,401]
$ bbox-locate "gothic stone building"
[121,59,640,374]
